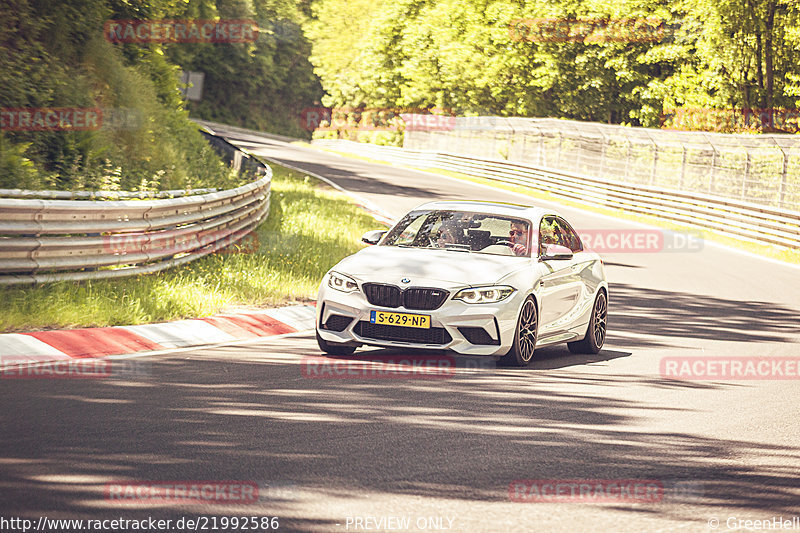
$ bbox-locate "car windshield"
[380,210,532,257]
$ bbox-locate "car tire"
[567,290,607,355]
[316,331,358,356]
[499,295,538,367]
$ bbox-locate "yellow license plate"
[369,310,431,329]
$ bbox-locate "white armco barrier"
[312,139,800,250]
[0,142,271,285]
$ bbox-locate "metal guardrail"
[312,139,800,249]
[0,187,223,200]
[0,133,271,285]
[194,119,301,144]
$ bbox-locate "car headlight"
[328,271,359,293]
[453,285,515,304]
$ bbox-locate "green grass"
[306,143,800,265]
[0,164,382,333]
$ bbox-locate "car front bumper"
[316,282,526,356]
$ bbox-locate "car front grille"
[363,283,402,308]
[354,321,452,345]
[403,288,449,310]
[362,283,449,311]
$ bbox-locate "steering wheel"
[495,240,513,246]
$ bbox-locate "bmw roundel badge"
[401,278,411,284]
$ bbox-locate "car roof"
[411,200,556,221]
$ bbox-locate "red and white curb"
[0,305,316,368]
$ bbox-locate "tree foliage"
[306,0,800,131]
[0,0,322,190]
[168,0,323,137]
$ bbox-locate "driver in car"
[509,221,530,256]
[435,220,461,248]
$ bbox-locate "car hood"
[332,245,528,288]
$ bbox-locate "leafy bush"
[0,0,244,192]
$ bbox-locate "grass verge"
[306,143,800,265]
[0,164,382,333]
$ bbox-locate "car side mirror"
[540,243,573,261]
[361,230,387,245]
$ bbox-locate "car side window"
[538,216,559,255]
[539,216,583,254]
[393,214,427,246]
[555,217,583,253]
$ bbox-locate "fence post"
[704,134,717,194]
[538,130,544,166]
[741,149,751,200]
[778,144,789,208]
[679,146,687,190]
[625,138,632,179]
[556,132,563,168]
[599,131,607,178]
[649,133,659,185]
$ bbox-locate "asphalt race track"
[2,126,799,532]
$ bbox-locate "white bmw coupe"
[316,201,608,366]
